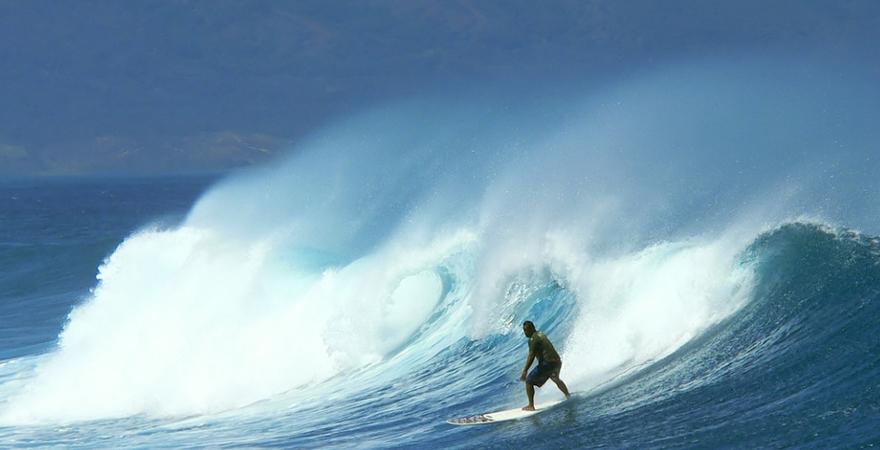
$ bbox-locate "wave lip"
[559,222,880,448]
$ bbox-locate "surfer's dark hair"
[523,320,535,329]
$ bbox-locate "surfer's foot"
[565,393,571,400]
[522,405,535,411]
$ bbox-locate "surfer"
[520,320,570,411]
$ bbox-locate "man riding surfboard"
[520,320,571,410]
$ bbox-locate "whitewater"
[1,59,879,448]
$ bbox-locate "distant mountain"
[0,132,288,176]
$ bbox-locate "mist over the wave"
[2,57,878,424]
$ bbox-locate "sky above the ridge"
[1,0,878,175]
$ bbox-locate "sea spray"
[3,59,878,426]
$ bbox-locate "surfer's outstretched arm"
[520,351,536,381]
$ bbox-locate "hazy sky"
[1,0,878,176]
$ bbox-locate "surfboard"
[446,399,564,426]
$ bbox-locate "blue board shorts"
[527,360,562,387]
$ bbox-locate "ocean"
[1,60,879,448]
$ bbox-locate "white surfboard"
[447,400,564,426]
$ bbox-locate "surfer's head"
[522,320,536,337]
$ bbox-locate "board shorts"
[527,360,562,387]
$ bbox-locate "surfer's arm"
[520,351,536,381]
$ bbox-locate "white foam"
[557,233,755,391]
[0,223,471,424]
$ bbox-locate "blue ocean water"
[2,178,879,449]
[2,61,880,448]
[0,177,216,361]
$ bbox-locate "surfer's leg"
[550,375,571,399]
[522,382,536,411]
